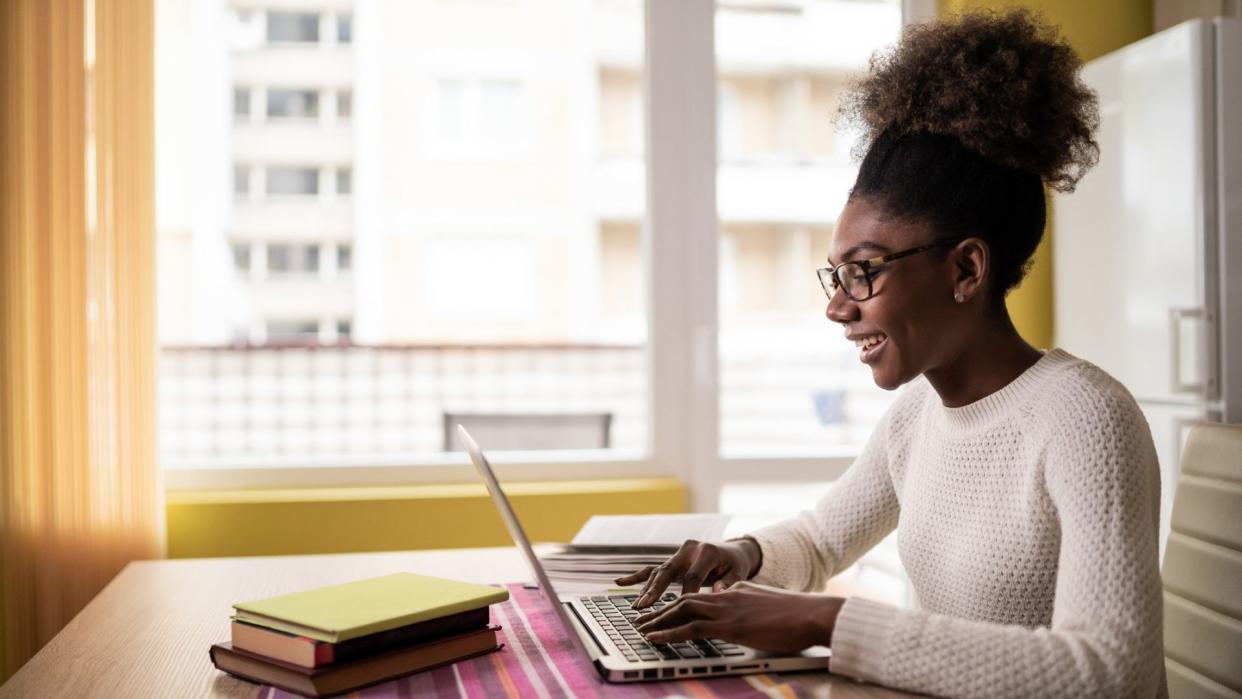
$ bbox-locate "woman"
[619,10,1166,699]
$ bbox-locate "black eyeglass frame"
[816,238,963,302]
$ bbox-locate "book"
[232,572,508,643]
[210,625,503,698]
[231,605,490,668]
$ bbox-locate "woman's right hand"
[614,537,763,610]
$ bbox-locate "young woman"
[618,10,1167,698]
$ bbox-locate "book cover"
[231,606,490,668]
[210,625,503,697]
[232,572,508,643]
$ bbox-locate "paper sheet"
[569,513,732,548]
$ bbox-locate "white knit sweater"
[748,348,1168,698]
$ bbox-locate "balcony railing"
[159,340,888,468]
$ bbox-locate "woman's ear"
[950,237,989,303]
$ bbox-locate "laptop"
[458,424,832,683]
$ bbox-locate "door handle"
[1168,307,1205,396]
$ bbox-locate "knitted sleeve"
[827,375,1167,698]
[744,390,907,592]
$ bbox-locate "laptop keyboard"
[583,594,749,663]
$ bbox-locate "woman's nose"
[826,286,858,324]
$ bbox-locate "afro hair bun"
[840,8,1100,193]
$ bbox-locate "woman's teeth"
[854,334,886,350]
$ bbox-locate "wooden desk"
[0,548,918,698]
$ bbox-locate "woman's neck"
[923,311,1043,408]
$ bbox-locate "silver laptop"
[458,425,831,683]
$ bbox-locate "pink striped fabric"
[258,583,809,698]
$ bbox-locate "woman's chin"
[868,361,907,391]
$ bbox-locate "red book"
[211,625,502,697]
[231,605,489,668]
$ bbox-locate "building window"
[266,11,319,44]
[433,78,528,154]
[337,244,352,272]
[337,13,352,44]
[233,165,250,197]
[337,90,352,119]
[335,320,352,341]
[231,242,251,273]
[267,88,319,120]
[267,243,320,276]
[266,319,320,342]
[234,86,250,119]
[336,168,351,196]
[265,167,319,196]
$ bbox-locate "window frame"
[165,0,929,498]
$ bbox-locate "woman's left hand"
[633,581,844,654]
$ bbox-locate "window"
[266,319,319,342]
[265,167,318,196]
[266,12,319,44]
[336,13,352,44]
[266,88,319,119]
[231,242,251,274]
[233,165,250,197]
[337,90,352,119]
[715,1,903,455]
[335,319,352,341]
[267,243,319,276]
[432,78,529,155]
[156,0,907,492]
[335,168,351,196]
[234,86,250,119]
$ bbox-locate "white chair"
[1161,422,1242,699]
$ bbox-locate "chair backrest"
[442,412,612,452]
[1161,422,1242,699]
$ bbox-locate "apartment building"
[155,0,901,461]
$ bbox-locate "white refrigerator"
[1053,18,1242,554]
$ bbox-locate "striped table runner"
[260,583,809,698]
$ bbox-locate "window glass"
[267,243,320,275]
[265,167,319,196]
[231,242,251,274]
[266,319,320,342]
[157,0,647,466]
[337,243,352,272]
[267,88,319,119]
[266,11,319,44]
[337,13,352,44]
[233,165,250,197]
[337,90,352,119]
[715,0,903,454]
[234,86,250,119]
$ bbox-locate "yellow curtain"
[0,0,163,683]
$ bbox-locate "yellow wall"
[166,478,686,558]
[938,0,1153,348]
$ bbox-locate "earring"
[954,292,965,303]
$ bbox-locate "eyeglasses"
[816,239,961,302]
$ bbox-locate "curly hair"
[842,8,1099,193]
[839,9,1100,295]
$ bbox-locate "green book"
[232,573,509,643]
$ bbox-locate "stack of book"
[210,573,508,697]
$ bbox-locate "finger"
[636,597,715,634]
[614,566,654,587]
[645,620,722,645]
[634,563,678,609]
[679,551,721,596]
[712,572,742,593]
